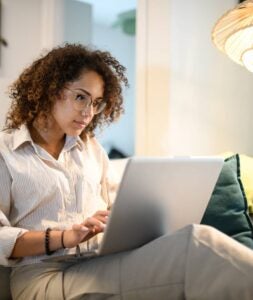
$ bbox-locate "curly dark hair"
[5,43,128,138]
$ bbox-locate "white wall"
[135,0,170,156]
[1,0,42,78]
[0,0,43,127]
[93,24,136,156]
[63,0,92,45]
[168,0,253,156]
[136,0,253,156]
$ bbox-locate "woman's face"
[52,70,105,137]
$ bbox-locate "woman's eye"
[76,94,86,101]
[93,100,103,107]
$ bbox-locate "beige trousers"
[10,224,253,300]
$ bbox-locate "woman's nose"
[80,105,93,117]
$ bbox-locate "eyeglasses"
[64,87,106,114]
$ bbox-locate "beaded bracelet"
[45,228,55,255]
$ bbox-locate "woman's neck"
[29,122,66,160]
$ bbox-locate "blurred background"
[0,0,136,158]
[0,0,253,157]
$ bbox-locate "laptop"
[43,156,223,262]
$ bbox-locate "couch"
[1,156,253,300]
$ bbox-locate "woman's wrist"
[61,230,66,249]
[44,229,66,254]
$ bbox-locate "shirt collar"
[12,124,84,152]
[64,135,84,152]
[12,124,33,151]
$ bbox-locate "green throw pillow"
[201,154,253,249]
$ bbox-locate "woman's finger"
[94,210,110,217]
[92,210,110,224]
[72,224,90,232]
[84,217,106,230]
[93,215,108,224]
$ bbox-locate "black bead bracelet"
[45,228,55,255]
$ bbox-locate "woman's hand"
[63,210,110,248]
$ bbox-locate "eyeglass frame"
[63,87,106,115]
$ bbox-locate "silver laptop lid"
[99,156,223,255]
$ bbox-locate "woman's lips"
[73,120,88,129]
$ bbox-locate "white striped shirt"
[0,125,114,266]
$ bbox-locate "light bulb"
[224,26,253,66]
[242,48,253,72]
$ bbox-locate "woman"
[1,44,253,300]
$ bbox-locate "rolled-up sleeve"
[101,149,128,208]
[0,154,28,266]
